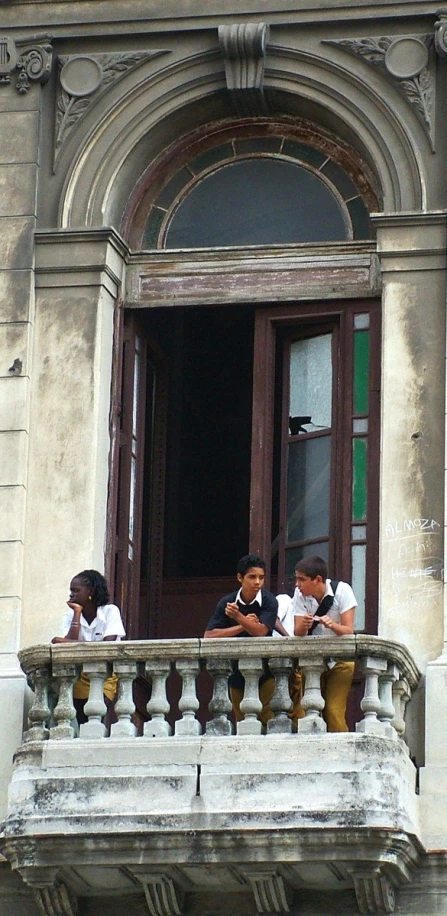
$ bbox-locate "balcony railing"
[3,635,423,916]
[18,634,420,748]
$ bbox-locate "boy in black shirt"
[204,554,278,724]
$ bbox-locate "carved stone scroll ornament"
[218,22,270,116]
[0,35,52,93]
[325,35,435,151]
[54,50,169,170]
[435,14,447,57]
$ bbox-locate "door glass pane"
[287,436,331,542]
[351,543,366,630]
[290,335,332,434]
[285,541,330,591]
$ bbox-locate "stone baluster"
[205,659,233,736]
[392,676,411,750]
[267,657,293,734]
[23,667,51,743]
[237,658,264,735]
[297,656,326,734]
[110,661,137,738]
[175,659,201,736]
[378,662,399,740]
[79,661,109,739]
[50,664,78,740]
[144,660,172,737]
[356,656,388,735]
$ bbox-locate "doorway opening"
[112,297,379,643]
[138,304,255,639]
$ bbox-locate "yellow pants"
[230,671,304,728]
[230,662,354,732]
[73,671,118,703]
[292,661,355,732]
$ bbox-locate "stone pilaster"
[22,229,127,649]
[372,211,447,669]
[0,57,50,821]
[373,211,447,851]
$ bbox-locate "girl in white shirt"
[52,569,125,720]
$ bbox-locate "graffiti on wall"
[384,517,443,614]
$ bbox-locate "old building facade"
[1,0,447,913]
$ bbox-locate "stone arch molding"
[58,34,428,231]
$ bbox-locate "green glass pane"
[190,144,234,174]
[235,137,282,155]
[354,330,369,415]
[157,168,191,208]
[347,196,371,239]
[143,207,165,248]
[281,139,326,168]
[352,438,367,522]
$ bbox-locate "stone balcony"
[1,636,422,916]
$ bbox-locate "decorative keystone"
[244,869,294,914]
[349,867,395,914]
[218,22,270,116]
[0,35,52,93]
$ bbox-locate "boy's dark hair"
[75,569,110,606]
[237,554,266,576]
[295,556,328,582]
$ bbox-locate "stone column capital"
[0,35,52,93]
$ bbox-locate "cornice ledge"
[371,209,447,227]
[324,34,435,151]
[35,226,130,257]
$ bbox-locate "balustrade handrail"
[16,635,421,748]
[19,634,420,686]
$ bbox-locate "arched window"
[128,121,377,250]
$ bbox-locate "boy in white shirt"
[293,556,357,732]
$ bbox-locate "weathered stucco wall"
[21,231,126,647]
[375,213,447,668]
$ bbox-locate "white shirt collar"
[236,588,262,607]
[80,605,106,628]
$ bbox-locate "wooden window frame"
[250,299,380,633]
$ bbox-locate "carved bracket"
[54,50,169,170]
[20,869,78,916]
[0,35,52,94]
[349,867,396,914]
[243,868,294,914]
[140,874,186,916]
[218,22,270,117]
[325,35,435,151]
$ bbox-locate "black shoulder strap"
[309,580,339,635]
